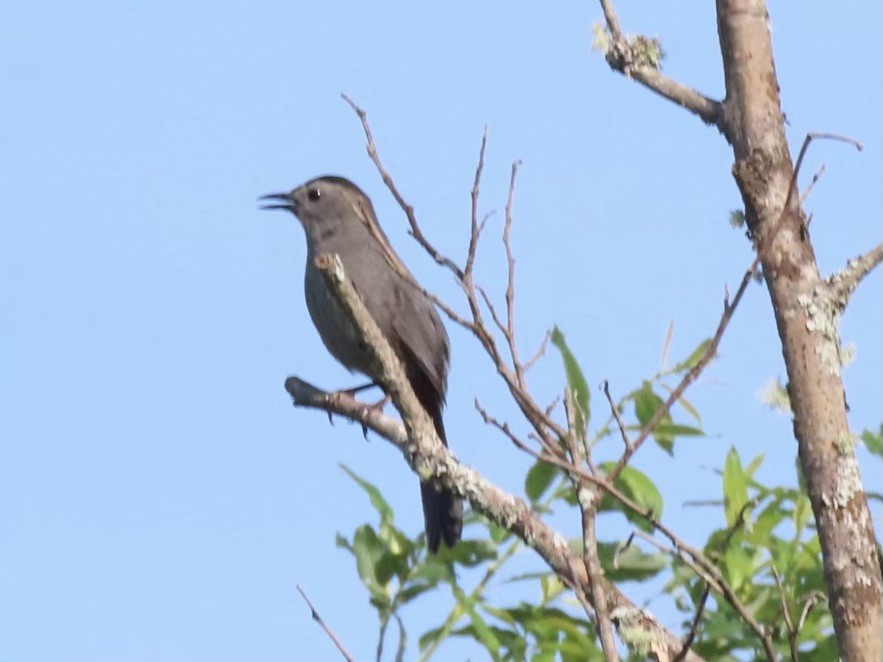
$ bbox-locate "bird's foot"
[357,394,391,438]
[324,383,389,439]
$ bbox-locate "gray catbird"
[261,175,462,553]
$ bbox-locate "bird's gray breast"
[303,259,374,376]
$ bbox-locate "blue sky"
[2,2,880,660]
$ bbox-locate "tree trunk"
[716,1,883,659]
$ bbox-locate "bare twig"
[564,405,618,662]
[342,96,573,454]
[772,567,799,662]
[796,592,825,633]
[597,0,623,38]
[677,499,756,659]
[674,584,711,662]
[465,128,489,278]
[342,93,464,279]
[297,584,356,662]
[524,330,552,372]
[475,399,566,462]
[476,285,509,339]
[503,161,525,387]
[601,380,634,452]
[630,531,775,661]
[800,163,826,204]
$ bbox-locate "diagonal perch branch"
[284,252,706,662]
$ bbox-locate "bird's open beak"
[258,192,297,212]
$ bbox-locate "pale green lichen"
[830,458,862,508]
[797,287,842,376]
[833,433,856,455]
[629,35,665,69]
[591,23,610,53]
[757,377,791,414]
[611,606,658,656]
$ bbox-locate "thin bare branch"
[503,160,525,387]
[476,285,509,339]
[341,93,464,279]
[597,0,623,39]
[602,380,634,452]
[297,584,356,662]
[474,399,566,462]
[772,567,799,662]
[631,531,776,661]
[564,414,618,661]
[465,128,489,278]
[675,584,711,662]
[524,330,552,372]
[341,96,573,459]
[800,163,826,205]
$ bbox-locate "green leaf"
[722,544,753,590]
[634,382,674,454]
[453,585,501,657]
[351,524,390,607]
[651,422,704,438]
[723,447,750,528]
[441,539,498,567]
[418,626,443,651]
[744,454,765,477]
[598,463,664,530]
[862,426,883,456]
[397,580,437,604]
[674,338,713,372]
[488,523,512,543]
[551,327,590,435]
[525,460,559,502]
[340,464,394,524]
[598,541,667,582]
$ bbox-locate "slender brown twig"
[676,499,757,660]
[601,380,634,452]
[296,584,356,662]
[772,567,799,662]
[800,163,826,205]
[563,397,618,662]
[465,128,489,278]
[524,330,552,372]
[503,161,525,387]
[341,93,464,279]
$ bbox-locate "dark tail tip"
[421,481,463,553]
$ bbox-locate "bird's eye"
[307,187,321,202]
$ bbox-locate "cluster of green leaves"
[673,447,835,660]
[333,331,848,661]
[337,463,605,661]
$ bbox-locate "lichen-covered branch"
[828,243,883,309]
[595,0,724,133]
[716,1,882,658]
[284,253,706,662]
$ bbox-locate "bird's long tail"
[420,403,463,553]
